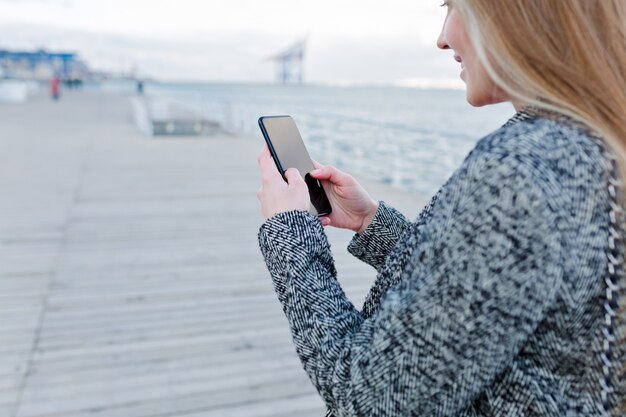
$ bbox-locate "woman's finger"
[312,159,325,169]
[309,165,350,184]
[258,145,280,181]
[284,168,305,187]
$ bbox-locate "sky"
[0,0,462,86]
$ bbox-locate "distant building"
[0,49,91,80]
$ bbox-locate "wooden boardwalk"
[0,91,425,417]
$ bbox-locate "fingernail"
[311,169,322,174]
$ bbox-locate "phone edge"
[258,116,287,180]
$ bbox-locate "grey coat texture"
[258,112,625,416]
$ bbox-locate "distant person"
[50,76,60,100]
[136,80,144,95]
[256,1,625,416]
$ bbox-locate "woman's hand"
[309,161,379,233]
[257,145,310,220]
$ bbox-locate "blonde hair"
[453,0,626,414]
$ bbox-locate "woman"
[256,1,626,416]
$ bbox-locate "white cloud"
[0,0,458,84]
[0,0,446,40]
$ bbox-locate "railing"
[150,88,506,199]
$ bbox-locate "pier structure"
[0,90,424,417]
[266,39,307,84]
[0,49,89,80]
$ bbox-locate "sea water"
[145,82,515,199]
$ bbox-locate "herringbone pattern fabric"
[258,113,623,416]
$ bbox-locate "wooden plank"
[25,344,298,386]
[0,405,15,417]
[18,378,321,417]
[28,339,295,376]
[18,368,315,416]
[22,356,304,402]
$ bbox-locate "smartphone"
[258,115,332,217]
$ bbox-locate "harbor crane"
[266,38,307,84]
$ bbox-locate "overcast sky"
[0,0,462,85]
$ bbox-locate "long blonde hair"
[453,0,626,414]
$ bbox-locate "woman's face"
[437,2,508,107]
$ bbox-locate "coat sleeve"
[345,201,412,271]
[348,191,444,319]
[257,153,563,417]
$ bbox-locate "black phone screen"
[258,116,332,217]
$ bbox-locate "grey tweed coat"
[258,112,625,416]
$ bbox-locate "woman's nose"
[437,30,450,50]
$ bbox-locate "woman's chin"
[465,89,484,107]
[465,86,507,108]
[464,76,511,107]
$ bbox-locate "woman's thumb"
[284,168,304,184]
[311,165,348,184]
[309,167,330,180]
